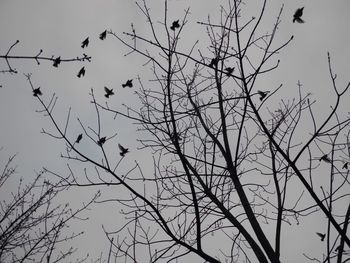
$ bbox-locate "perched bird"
[257,90,269,101]
[316,232,326,241]
[75,133,83,144]
[33,87,42,97]
[53,56,61,67]
[319,154,331,163]
[118,144,129,157]
[170,20,180,31]
[99,30,107,40]
[77,67,85,78]
[209,57,219,68]
[97,137,106,146]
[122,79,133,88]
[104,86,114,98]
[293,7,304,23]
[81,37,89,48]
[342,162,348,169]
[225,67,234,76]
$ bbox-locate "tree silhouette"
[26,0,350,262]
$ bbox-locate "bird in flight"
[170,20,180,31]
[316,232,326,241]
[225,67,234,76]
[81,37,89,48]
[99,30,107,40]
[53,56,61,67]
[75,133,83,144]
[319,154,331,163]
[118,144,129,157]
[33,87,42,97]
[257,90,269,101]
[104,86,114,98]
[122,79,133,88]
[97,137,106,146]
[77,67,85,78]
[293,7,304,23]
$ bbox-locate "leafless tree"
[26,0,349,262]
[0,152,99,263]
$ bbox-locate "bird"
[342,162,348,169]
[104,86,114,98]
[75,134,83,144]
[293,7,304,23]
[170,20,180,31]
[316,232,326,241]
[319,154,331,163]
[118,144,129,157]
[99,30,107,40]
[53,56,61,67]
[77,67,85,78]
[257,90,269,101]
[97,137,106,146]
[225,67,234,76]
[209,57,219,68]
[33,87,42,97]
[122,79,133,88]
[81,37,89,48]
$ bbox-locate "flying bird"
[170,20,180,31]
[316,232,326,241]
[104,86,114,98]
[257,90,269,101]
[319,154,331,163]
[122,79,133,88]
[33,87,42,97]
[77,67,85,78]
[81,37,89,48]
[293,7,304,23]
[53,56,61,67]
[209,57,219,68]
[118,144,129,157]
[97,137,106,146]
[99,30,107,40]
[225,67,234,76]
[75,134,83,144]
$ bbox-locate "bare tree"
[0,152,99,263]
[26,0,349,262]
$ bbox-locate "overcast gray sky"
[1,0,350,262]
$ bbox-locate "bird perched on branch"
[293,7,304,23]
[99,30,107,40]
[97,137,106,146]
[77,67,85,78]
[104,87,114,98]
[53,56,61,67]
[81,37,89,48]
[319,154,331,163]
[122,79,133,88]
[257,90,269,101]
[342,162,349,169]
[316,232,326,241]
[225,67,234,76]
[170,20,180,31]
[33,87,42,97]
[118,144,129,157]
[75,134,83,144]
[209,57,219,68]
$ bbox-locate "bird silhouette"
[257,90,269,101]
[293,7,304,23]
[81,37,89,48]
[97,137,106,146]
[104,86,114,98]
[170,20,180,31]
[77,67,85,78]
[33,87,42,97]
[316,232,326,241]
[342,162,348,169]
[209,57,219,68]
[122,79,133,88]
[118,144,129,157]
[53,56,61,67]
[319,154,331,163]
[75,133,83,144]
[99,30,107,40]
[225,67,234,76]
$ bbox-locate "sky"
[1,0,350,262]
